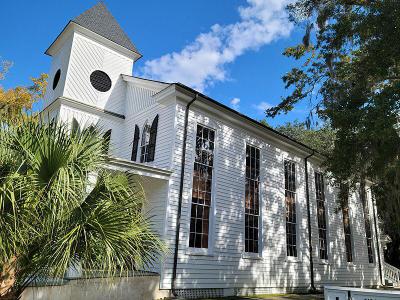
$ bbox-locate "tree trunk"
[0,257,16,299]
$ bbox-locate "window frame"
[315,171,329,262]
[242,142,263,258]
[186,123,217,255]
[242,141,263,258]
[284,159,299,259]
[140,120,151,163]
[362,186,375,265]
[341,190,354,264]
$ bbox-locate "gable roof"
[72,2,140,55]
[123,75,321,158]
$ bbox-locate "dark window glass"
[361,183,374,263]
[131,125,140,161]
[90,70,112,92]
[315,172,328,260]
[341,185,353,262]
[285,160,297,257]
[53,69,61,90]
[147,115,158,162]
[245,145,260,253]
[189,125,215,248]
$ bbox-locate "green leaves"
[270,1,400,209]
[0,120,164,297]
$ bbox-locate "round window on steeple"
[90,70,112,92]
[52,69,61,90]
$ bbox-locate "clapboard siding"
[43,34,74,109]
[160,100,381,291]
[58,104,123,158]
[118,83,176,169]
[63,32,133,114]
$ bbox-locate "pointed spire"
[73,2,140,55]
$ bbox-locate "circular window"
[90,70,112,92]
[52,69,61,90]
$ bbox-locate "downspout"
[304,150,316,292]
[372,197,384,286]
[171,93,198,296]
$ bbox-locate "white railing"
[384,262,400,287]
[325,286,400,300]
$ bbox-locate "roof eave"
[173,82,324,160]
[45,21,142,61]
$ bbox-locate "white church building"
[41,3,385,298]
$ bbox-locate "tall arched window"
[140,115,159,163]
[131,125,140,161]
[140,121,151,163]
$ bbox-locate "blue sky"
[0,0,311,127]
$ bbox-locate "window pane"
[315,172,328,260]
[140,123,151,163]
[361,185,374,263]
[285,160,297,257]
[189,125,215,249]
[245,145,260,253]
[341,185,353,263]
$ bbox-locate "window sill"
[347,262,356,267]
[186,248,213,257]
[242,253,263,260]
[368,263,376,267]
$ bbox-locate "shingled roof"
[73,2,140,55]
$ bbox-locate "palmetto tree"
[0,120,164,299]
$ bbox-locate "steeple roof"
[72,2,140,55]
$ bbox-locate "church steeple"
[72,2,141,56]
[43,3,139,111]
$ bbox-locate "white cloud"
[141,0,293,91]
[253,101,273,114]
[230,97,241,110]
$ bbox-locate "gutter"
[171,93,198,296]
[304,150,316,292]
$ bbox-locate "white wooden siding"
[63,32,133,114]
[43,34,74,109]
[161,100,381,291]
[58,104,123,158]
[118,82,176,169]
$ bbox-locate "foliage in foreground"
[0,120,164,298]
[265,1,400,237]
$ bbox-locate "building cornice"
[42,96,125,120]
[107,157,172,181]
[173,83,325,162]
[121,75,169,92]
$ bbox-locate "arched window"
[131,125,140,161]
[140,115,159,163]
[140,121,151,163]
